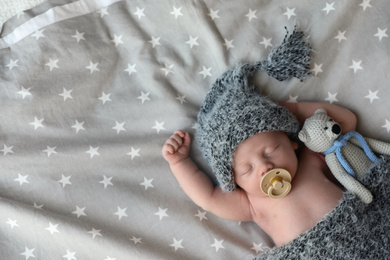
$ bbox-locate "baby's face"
[233,131,298,196]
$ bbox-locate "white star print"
[186,35,199,48]
[45,58,59,71]
[176,94,187,104]
[161,63,174,76]
[335,30,347,42]
[124,63,137,76]
[170,6,183,19]
[112,121,126,134]
[170,238,184,251]
[137,91,151,104]
[359,0,372,11]
[98,92,112,104]
[287,95,299,103]
[6,218,20,228]
[311,63,323,76]
[114,207,128,220]
[259,37,272,49]
[58,175,72,188]
[15,174,29,186]
[349,60,363,73]
[43,146,57,157]
[149,36,161,48]
[127,147,140,159]
[210,238,225,252]
[97,8,109,17]
[45,222,59,234]
[111,34,123,47]
[104,257,116,260]
[63,250,76,260]
[31,29,45,40]
[72,206,87,218]
[325,92,339,104]
[86,61,99,74]
[245,9,257,21]
[87,228,102,239]
[71,120,85,133]
[99,175,113,188]
[365,89,379,103]
[130,236,143,244]
[195,210,207,221]
[1,144,14,155]
[154,207,169,220]
[72,30,85,42]
[208,9,220,20]
[30,117,44,129]
[283,7,296,20]
[152,121,165,134]
[323,2,335,14]
[6,59,19,70]
[199,66,212,79]
[382,119,390,133]
[140,177,154,190]
[223,38,234,50]
[59,88,73,101]
[85,146,100,158]
[18,86,32,99]
[374,28,388,41]
[20,247,35,260]
[251,242,269,254]
[134,7,145,19]
[33,203,44,209]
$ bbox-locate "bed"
[1,0,389,259]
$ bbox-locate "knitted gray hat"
[196,28,311,192]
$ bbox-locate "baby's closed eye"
[265,145,279,157]
[236,164,254,175]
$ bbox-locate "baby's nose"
[260,163,274,176]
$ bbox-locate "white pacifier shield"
[260,168,292,199]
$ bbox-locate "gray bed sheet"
[1,0,389,259]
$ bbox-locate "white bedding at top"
[0,0,46,26]
[0,0,389,259]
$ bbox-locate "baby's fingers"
[163,134,182,152]
[162,131,191,164]
[163,143,175,154]
[171,133,184,146]
[173,130,185,138]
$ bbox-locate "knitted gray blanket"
[255,156,390,260]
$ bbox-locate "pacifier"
[260,168,292,199]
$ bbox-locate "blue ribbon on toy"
[323,131,379,178]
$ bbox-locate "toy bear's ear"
[314,108,327,115]
[298,129,310,143]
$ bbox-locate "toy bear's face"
[298,108,342,153]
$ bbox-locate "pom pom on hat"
[255,27,312,81]
[196,28,311,192]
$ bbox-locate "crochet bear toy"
[298,108,390,204]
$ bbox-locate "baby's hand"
[162,130,191,165]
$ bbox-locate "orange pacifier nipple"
[260,168,292,199]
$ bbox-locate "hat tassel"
[254,27,312,82]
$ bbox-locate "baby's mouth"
[260,169,292,199]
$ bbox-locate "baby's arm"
[162,130,252,222]
[281,102,357,134]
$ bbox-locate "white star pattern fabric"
[0,0,390,259]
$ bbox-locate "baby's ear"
[291,140,299,150]
[298,129,310,143]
